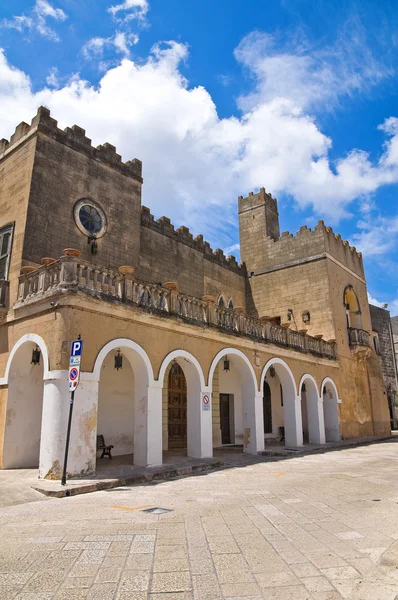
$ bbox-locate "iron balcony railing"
[14,256,337,360]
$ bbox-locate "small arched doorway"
[300,376,324,444]
[260,359,301,447]
[322,379,340,442]
[168,363,187,450]
[263,380,272,434]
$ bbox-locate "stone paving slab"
[1,441,398,598]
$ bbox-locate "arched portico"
[321,377,341,442]
[93,339,160,468]
[209,348,263,455]
[158,350,210,459]
[1,335,48,469]
[299,374,325,444]
[260,358,302,448]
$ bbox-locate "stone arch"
[298,374,325,444]
[209,348,263,454]
[158,350,210,458]
[344,285,362,329]
[321,377,341,442]
[93,338,154,385]
[0,333,50,385]
[260,358,302,447]
[93,338,157,467]
[217,293,227,308]
[2,335,49,468]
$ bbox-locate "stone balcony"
[14,256,337,360]
[348,327,372,359]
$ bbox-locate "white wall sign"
[202,393,211,411]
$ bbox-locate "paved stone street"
[2,441,398,599]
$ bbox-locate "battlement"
[238,187,278,215]
[260,219,364,277]
[141,206,243,274]
[0,106,143,182]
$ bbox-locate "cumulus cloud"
[0,33,398,253]
[2,0,67,41]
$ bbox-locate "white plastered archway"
[260,358,302,448]
[1,334,49,469]
[158,350,210,458]
[209,348,264,454]
[0,333,50,385]
[321,377,341,442]
[92,338,159,466]
[298,374,325,444]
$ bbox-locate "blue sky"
[1,0,397,313]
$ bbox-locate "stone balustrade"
[15,256,337,360]
[348,327,371,348]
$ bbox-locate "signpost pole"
[61,336,83,487]
[61,390,75,486]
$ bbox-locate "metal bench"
[97,435,114,459]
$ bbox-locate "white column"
[285,396,304,448]
[134,384,162,467]
[187,389,213,459]
[308,398,326,444]
[243,391,265,455]
[39,374,98,479]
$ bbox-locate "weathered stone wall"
[370,305,398,395]
[138,207,246,302]
[247,258,335,339]
[0,136,37,305]
[23,133,142,271]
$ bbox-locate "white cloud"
[2,0,67,41]
[368,293,398,317]
[108,0,148,22]
[83,32,139,60]
[352,214,398,257]
[0,32,398,253]
[46,67,59,87]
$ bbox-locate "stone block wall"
[370,305,398,396]
[138,207,246,302]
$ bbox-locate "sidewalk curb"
[31,460,223,499]
[260,435,395,457]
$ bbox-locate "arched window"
[228,298,234,310]
[217,295,226,308]
[344,286,362,329]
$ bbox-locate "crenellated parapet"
[258,219,364,278]
[0,106,143,182]
[141,206,244,274]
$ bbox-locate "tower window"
[0,224,14,280]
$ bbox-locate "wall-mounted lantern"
[114,349,123,370]
[302,383,306,393]
[31,346,41,366]
[302,311,310,323]
[223,356,230,372]
[269,365,276,378]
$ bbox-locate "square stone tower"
[238,187,280,274]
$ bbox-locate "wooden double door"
[168,363,187,449]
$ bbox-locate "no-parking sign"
[202,393,211,411]
[69,339,83,391]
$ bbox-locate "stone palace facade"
[0,107,391,479]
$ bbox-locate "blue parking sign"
[71,339,83,357]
